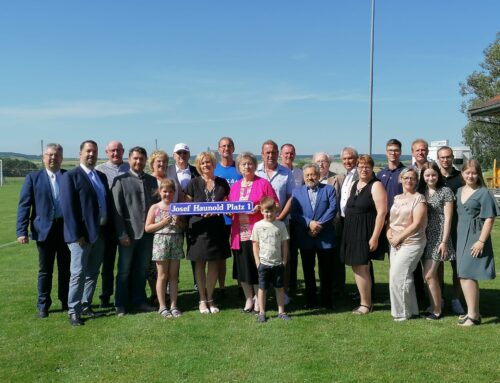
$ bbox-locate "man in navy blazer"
[291,163,337,309]
[16,143,70,318]
[60,140,111,326]
[166,142,200,288]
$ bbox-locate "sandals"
[352,304,373,315]
[458,315,481,326]
[199,301,210,314]
[426,313,443,321]
[207,300,220,314]
[170,307,182,318]
[158,308,172,318]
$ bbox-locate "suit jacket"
[60,166,111,244]
[291,183,337,250]
[166,164,199,184]
[112,171,159,240]
[16,169,66,242]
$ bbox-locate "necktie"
[89,170,107,224]
[53,174,61,218]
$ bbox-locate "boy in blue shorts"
[251,196,290,322]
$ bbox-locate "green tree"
[0,157,40,177]
[460,33,500,169]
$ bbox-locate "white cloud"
[0,100,162,120]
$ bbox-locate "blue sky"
[0,1,498,157]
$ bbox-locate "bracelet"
[478,239,485,244]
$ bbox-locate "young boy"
[251,196,290,322]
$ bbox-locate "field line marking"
[0,241,17,249]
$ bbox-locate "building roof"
[468,95,500,118]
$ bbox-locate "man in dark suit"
[60,140,111,326]
[166,142,199,288]
[16,143,70,318]
[112,146,159,316]
[291,163,337,309]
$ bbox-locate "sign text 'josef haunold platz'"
[169,201,254,215]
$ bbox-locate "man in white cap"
[166,143,200,289]
[166,143,200,193]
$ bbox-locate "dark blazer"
[16,169,66,242]
[291,183,337,250]
[60,166,111,244]
[166,164,200,185]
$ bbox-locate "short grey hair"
[341,146,358,158]
[236,152,258,173]
[45,143,63,154]
[302,163,320,175]
[312,152,331,163]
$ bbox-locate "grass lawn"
[1,178,499,382]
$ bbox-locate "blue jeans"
[115,235,153,309]
[67,233,105,315]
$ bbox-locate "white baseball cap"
[173,143,190,153]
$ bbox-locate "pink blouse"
[228,176,278,250]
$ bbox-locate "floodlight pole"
[368,0,375,155]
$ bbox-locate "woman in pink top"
[229,152,278,313]
[387,167,427,321]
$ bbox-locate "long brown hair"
[461,159,486,188]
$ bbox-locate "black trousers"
[300,247,335,308]
[36,220,70,311]
[100,239,117,302]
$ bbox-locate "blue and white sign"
[169,201,254,216]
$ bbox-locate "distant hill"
[0,152,41,160]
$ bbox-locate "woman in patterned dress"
[417,162,455,320]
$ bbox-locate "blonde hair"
[149,150,169,172]
[195,151,217,174]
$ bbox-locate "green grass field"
[1,178,499,382]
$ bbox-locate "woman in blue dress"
[456,159,499,326]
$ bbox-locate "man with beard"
[291,163,337,309]
[112,147,159,316]
[61,140,111,326]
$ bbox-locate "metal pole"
[0,159,3,187]
[368,0,375,155]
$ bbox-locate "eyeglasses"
[358,166,372,170]
[387,149,401,153]
[402,177,417,181]
[176,151,188,155]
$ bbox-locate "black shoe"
[81,308,104,318]
[69,313,84,326]
[37,310,49,318]
[99,298,113,309]
[61,302,69,311]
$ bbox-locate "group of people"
[16,136,498,326]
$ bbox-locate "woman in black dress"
[340,155,387,314]
[186,152,230,314]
